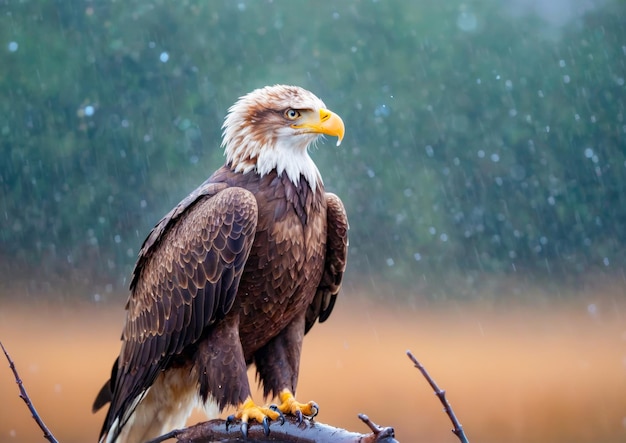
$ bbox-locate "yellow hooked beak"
[292,108,345,146]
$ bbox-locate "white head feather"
[221,85,332,191]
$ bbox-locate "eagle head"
[221,85,345,190]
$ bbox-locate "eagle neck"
[256,139,322,193]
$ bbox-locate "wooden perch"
[146,413,397,443]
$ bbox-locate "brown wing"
[97,185,258,440]
[305,192,349,333]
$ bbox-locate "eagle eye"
[284,109,301,120]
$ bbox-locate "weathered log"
[145,413,397,443]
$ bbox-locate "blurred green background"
[1,2,626,443]
[1,0,625,297]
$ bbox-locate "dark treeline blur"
[1,0,624,297]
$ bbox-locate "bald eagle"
[93,85,349,442]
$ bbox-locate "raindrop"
[456,11,478,32]
[159,52,169,63]
[7,41,18,52]
[490,153,500,162]
[425,145,434,157]
[237,3,246,11]
[477,150,485,158]
[386,258,395,266]
[547,196,555,205]
[114,235,121,243]
[332,12,340,19]
[84,105,95,116]
[413,253,422,261]
[587,303,598,317]
[140,199,147,208]
[93,293,102,302]
[559,59,566,67]
[428,226,436,235]
[374,104,390,117]
[505,79,513,90]
[366,168,375,178]
[584,147,594,158]
[440,233,448,242]
[563,75,571,84]
[603,257,610,266]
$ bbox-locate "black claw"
[295,409,304,424]
[225,414,236,431]
[241,421,249,439]
[310,402,319,418]
[269,404,285,425]
[262,416,270,435]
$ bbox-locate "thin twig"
[358,414,396,440]
[1,341,59,443]
[406,350,469,443]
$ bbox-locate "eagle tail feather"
[101,367,197,443]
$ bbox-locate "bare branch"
[145,414,398,443]
[406,350,469,443]
[357,414,396,440]
[0,341,59,443]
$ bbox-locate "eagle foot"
[226,397,285,437]
[277,389,319,423]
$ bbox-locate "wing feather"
[305,192,349,333]
[98,185,258,441]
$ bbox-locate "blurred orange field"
[1,285,625,443]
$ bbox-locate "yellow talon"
[226,396,283,437]
[277,389,319,420]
